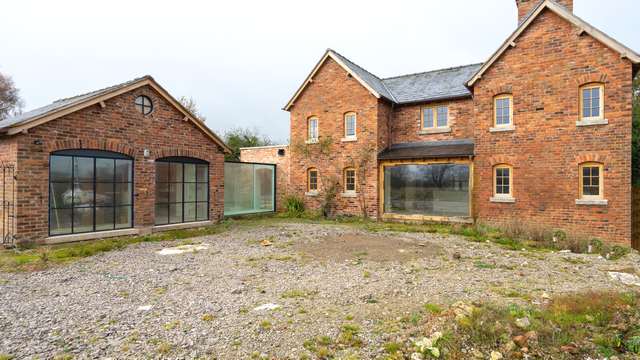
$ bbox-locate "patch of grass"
[338,324,363,348]
[163,320,180,331]
[259,320,272,330]
[424,303,443,314]
[0,221,231,272]
[281,289,315,299]
[384,342,402,354]
[363,270,371,279]
[156,341,172,355]
[0,355,13,360]
[474,261,496,269]
[201,313,214,322]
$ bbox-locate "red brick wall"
[240,145,289,211]
[472,9,633,244]
[288,58,385,218]
[11,85,226,243]
[391,99,474,144]
[516,0,573,24]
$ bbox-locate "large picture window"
[155,157,209,225]
[383,163,470,217]
[49,150,133,236]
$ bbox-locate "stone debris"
[137,305,152,311]
[253,303,281,311]
[607,271,640,286]
[156,243,210,255]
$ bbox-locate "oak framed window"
[493,165,513,198]
[579,162,604,200]
[307,168,319,192]
[580,84,604,121]
[422,105,449,129]
[344,168,356,193]
[494,95,513,127]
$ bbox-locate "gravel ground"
[0,222,639,359]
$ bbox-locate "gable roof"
[467,0,640,87]
[0,76,231,153]
[284,49,481,110]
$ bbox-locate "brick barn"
[242,0,640,245]
[0,76,230,245]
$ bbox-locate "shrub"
[283,195,305,217]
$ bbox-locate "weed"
[157,342,172,355]
[284,195,305,217]
[281,289,315,299]
[259,320,272,330]
[363,270,371,278]
[424,303,443,314]
[201,313,214,322]
[474,261,496,269]
[163,320,180,331]
[338,324,363,347]
[384,342,402,354]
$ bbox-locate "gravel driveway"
[0,222,638,359]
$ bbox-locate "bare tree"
[0,73,23,120]
[178,96,206,122]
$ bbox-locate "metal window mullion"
[71,156,75,234]
[92,158,96,232]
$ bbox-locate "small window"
[344,168,356,192]
[308,117,319,141]
[135,95,153,115]
[580,84,604,120]
[308,168,318,192]
[579,162,603,199]
[494,95,513,127]
[344,113,357,138]
[422,105,448,129]
[494,165,512,197]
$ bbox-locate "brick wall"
[10,85,226,243]
[240,145,289,211]
[516,0,573,24]
[390,99,474,144]
[472,9,633,244]
[288,58,385,218]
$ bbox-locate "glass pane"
[96,158,114,182]
[50,208,72,235]
[196,165,208,182]
[169,204,182,223]
[50,182,73,208]
[74,157,94,182]
[115,206,132,229]
[223,162,255,215]
[196,183,208,202]
[423,108,434,128]
[73,207,94,233]
[116,160,132,182]
[170,163,183,182]
[95,182,114,206]
[155,204,168,225]
[255,166,274,211]
[50,156,72,182]
[437,107,448,127]
[184,203,196,222]
[383,164,470,217]
[156,162,169,183]
[73,182,94,207]
[185,183,196,202]
[591,167,599,177]
[156,183,169,204]
[115,183,132,205]
[196,202,208,221]
[170,183,183,203]
[184,163,196,182]
[95,207,115,231]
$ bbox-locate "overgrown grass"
[0,221,231,272]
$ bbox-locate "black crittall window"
[155,157,209,225]
[49,150,134,236]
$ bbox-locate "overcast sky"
[1,0,638,144]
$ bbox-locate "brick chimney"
[516,0,573,24]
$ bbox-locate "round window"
[134,95,153,115]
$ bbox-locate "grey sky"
[1,0,638,144]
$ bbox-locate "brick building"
[246,0,640,245]
[0,76,230,245]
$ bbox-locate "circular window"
[134,95,153,115]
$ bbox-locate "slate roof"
[0,76,150,130]
[378,139,474,160]
[326,50,482,105]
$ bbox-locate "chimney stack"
[516,0,573,24]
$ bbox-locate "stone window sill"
[576,118,608,127]
[45,228,140,245]
[490,196,516,203]
[575,198,608,206]
[305,139,319,145]
[305,191,319,197]
[490,125,516,133]
[419,127,451,135]
[153,220,213,233]
[341,192,358,198]
[341,137,357,142]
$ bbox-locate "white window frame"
[308,117,319,143]
[493,95,513,128]
[343,112,357,140]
